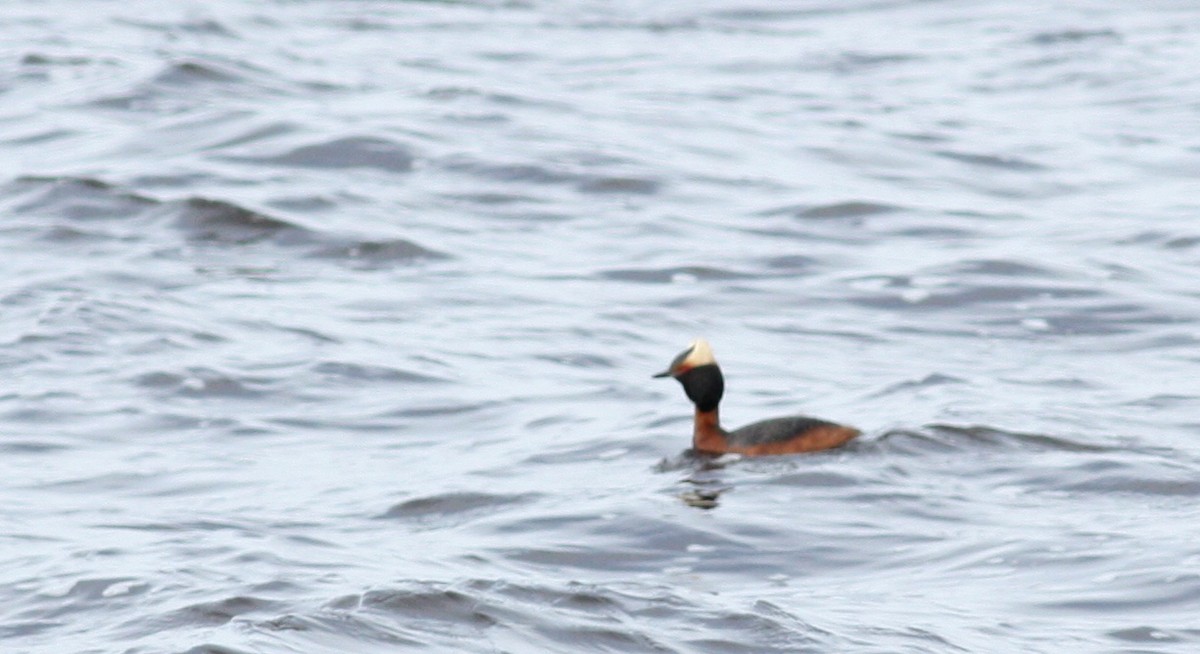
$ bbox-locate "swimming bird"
[654,338,859,456]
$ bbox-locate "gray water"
[2,1,1199,652]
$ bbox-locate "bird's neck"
[677,363,728,453]
[692,407,729,454]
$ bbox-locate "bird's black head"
[653,338,724,412]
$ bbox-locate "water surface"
[2,1,1199,652]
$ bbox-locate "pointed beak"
[652,369,673,379]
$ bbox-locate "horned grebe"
[654,338,859,456]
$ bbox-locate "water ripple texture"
[2,1,1199,653]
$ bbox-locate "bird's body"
[655,339,859,456]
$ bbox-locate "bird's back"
[726,415,859,455]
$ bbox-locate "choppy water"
[2,1,1199,652]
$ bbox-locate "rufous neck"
[692,407,728,454]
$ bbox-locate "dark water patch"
[127,172,223,189]
[132,368,271,399]
[534,352,616,368]
[1107,626,1193,644]
[442,157,576,185]
[850,282,1100,310]
[256,614,311,632]
[178,645,254,654]
[934,150,1047,171]
[569,17,705,34]
[167,596,285,627]
[761,254,819,271]
[988,301,1181,336]
[263,611,423,646]
[361,583,496,627]
[874,424,1108,456]
[600,265,754,284]
[312,361,446,384]
[1163,235,1200,250]
[202,121,299,151]
[2,128,78,146]
[1007,376,1096,390]
[153,60,245,87]
[117,16,239,38]
[1038,574,1200,613]
[1047,459,1200,497]
[827,51,922,73]
[1066,476,1200,497]
[1124,394,1196,409]
[382,491,539,522]
[267,415,405,434]
[224,136,416,173]
[761,469,860,488]
[7,176,157,220]
[21,53,95,67]
[87,59,276,113]
[37,472,159,494]
[34,225,121,244]
[951,258,1055,278]
[0,439,71,454]
[168,197,307,245]
[96,519,251,533]
[499,543,673,573]
[389,400,502,419]
[265,194,339,212]
[869,373,967,398]
[305,238,448,267]
[0,620,63,639]
[1119,230,1200,250]
[333,579,732,652]
[761,200,901,219]
[691,602,831,652]
[1030,29,1121,45]
[528,622,666,652]
[576,175,661,195]
[6,176,334,249]
[753,322,886,343]
[890,130,954,143]
[441,190,543,205]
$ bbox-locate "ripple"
[223,136,416,173]
[934,150,1048,171]
[1030,29,1122,45]
[443,157,576,184]
[305,238,449,267]
[0,439,71,454]
[7,176,156,220]
[576,175,661,195]
[311,361,445,384]
[132,368,271,399]
[869,373,967,397]
[1,176,447,265]
[316,579,840,653]
[382,491,539,522]
[761,200,901,219]
[599,266,754,284]
[152,60,245,86]
[169,197,306,245]
[20,53,95,66]
[179,646,253,654]
[874,424,1109,455]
